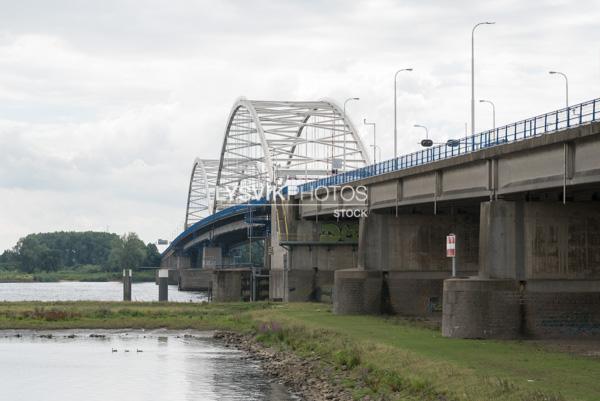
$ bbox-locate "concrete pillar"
[202,246,222,268]
[478,200,524,279]
[122,269,132,301]
[158,269,169,302]
[444,201,600,339]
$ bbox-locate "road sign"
[447,233,456,277]
[446,234,456,258]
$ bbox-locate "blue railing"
[297,97,599,193]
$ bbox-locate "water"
[0,330,296,401]
[0,282,208,302]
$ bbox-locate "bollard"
[123,269,132,301]
[158,269,169,302]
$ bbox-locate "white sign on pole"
[446,234,456,257]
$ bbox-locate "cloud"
[1,0,600,250]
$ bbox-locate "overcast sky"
[1,0,599,251]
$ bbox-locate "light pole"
[549,71,569,109]
[363,118,377,163]
[413,124,429,139]
[342,97,360,173]
[471,21,495,137]
[370,144,382,164]
[394,68,413,159]
[479,99,496,130]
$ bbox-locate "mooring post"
[123,269,132,301]
[158,269,169,302]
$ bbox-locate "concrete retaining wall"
[178,269,213,291]
[443,278,600,339]
[213,269,250,302]
[387,272,448,316]
[287,269,334,303]
[333,269,382,314]
[442,278,522,339]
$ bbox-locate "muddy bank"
[215,331,354,401]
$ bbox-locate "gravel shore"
[214,331,354,401]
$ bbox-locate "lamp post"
[549,71,569,109]
[413,124,429,139]
[342,97,360,173]
[370,144,382,164]
[394,68,413,159]
[471,22,495,136]
[479,99,496,130]
[364,118,377,163]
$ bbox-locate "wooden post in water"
[158,269,169,302]
[123,269,132,301]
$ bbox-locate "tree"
[5,231,147,272]
[108,233,147,271]
[145,243,161,267]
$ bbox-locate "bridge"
[162,96,600,340]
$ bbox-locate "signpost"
[446,234,456,277]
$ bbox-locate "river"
[0,329,297,401]
[0,281,208,302]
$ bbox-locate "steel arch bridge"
[184,158,220,229]
[212,98,371,213]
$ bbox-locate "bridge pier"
[269,201,359,302]
[160,252,190,287]
[443,200,600,339]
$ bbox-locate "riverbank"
[0,269,156,283]
[0,301,598,401]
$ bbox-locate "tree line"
[0,231,161,273]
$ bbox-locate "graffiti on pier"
[319,222,359,242]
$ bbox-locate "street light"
[363,118,377,163]
[479,99,496,130]
[370,144,382,164]
[414,124,432,147]
[394,68,413,159]
[342,97,360,173]
[549,71,569,109]
[471,21,495,136]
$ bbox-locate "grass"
[0,301,598,401]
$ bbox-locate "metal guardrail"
[297,98,600,193]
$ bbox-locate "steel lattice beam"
[184,159,220,229]
[213,98,371,213]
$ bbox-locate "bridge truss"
[184,158,220,228]
[213,98,371,212]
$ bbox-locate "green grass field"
[0,301,597,401]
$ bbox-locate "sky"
[1,0,599,251]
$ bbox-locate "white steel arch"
[214,98,371,212]
[184,158,220,229]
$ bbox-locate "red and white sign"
[446,234,456,257]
